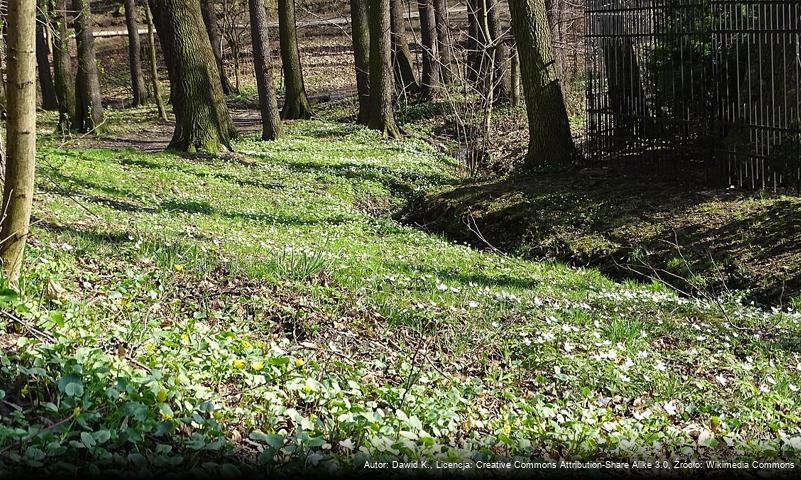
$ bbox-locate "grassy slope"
[405,172,801,306]
[1,108,801,474]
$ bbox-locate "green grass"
[1,108,800,475]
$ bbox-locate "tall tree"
[350,0,371,125]
[146,0,177,105]
[508,0,576,167]
[368,0,400,138]
[433,0,452,83]
[144,3,167,121]
[155,0,236,152]
[389,0,418,98]
[73,0,105,132]
[51,0,76,130]
[487,0,511,104]
[0,27,6,119]
[417,0,439,101]
[248,0,282,140]
[124,0,148,107]
[200,0,235,95]
[466,0,481,82]
[36,3,59,111]
[277,0,312,119]
[1,0,37,286]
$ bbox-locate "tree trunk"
[350,0,371,125]
[510,43,520,107]
[51,0,76,131]
[433,0,452,84]
[487,0,511,104]
[124,0,148,107]
[417,0,439,101]
[466,0,482,83]
[200,0,234,95]
[144,3,168,121]
[249,0,282,141]
[368,0,401,138]
[73,0,105,133]
[508,0,576,168]
[156,0,236,153]
[36,6,59,111]
[389,0,418,99]
[1,0,37,286]
[277,0,312,119]
[147,0,177,105]
[0,32,6,119]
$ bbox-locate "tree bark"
[277,0,312,119]
[249,0,282,141]
[433,0,452,84]
[510,43,520,107]
[466,0,482,83]
[124,0,148,107]
[417,0,439,101]
[73,0,105,133]
[144,3,168,121]
[0,30,6,119]
[147,0,177,105]
[51,0,76,130]
[487,0,511,104]
[36,5,59,111]
[508,0,576,168]
[200,0,234,95]
[389,0,418,99]
[155,0,236,153]
[368,0,401,138]
[350,0,371,125]
[1,0,37,286]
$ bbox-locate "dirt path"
[92,109,263,153]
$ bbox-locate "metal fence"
[585,0,801,191]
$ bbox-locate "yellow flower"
[502,424,511,435]
[145,342,155,353]
[233,359,245,369]
[294,358,304,368]
[251,361,265,372]
[73,406,81,418]
[173,264,184,272]
[256,340,264,348]
[181,334,190,345]
[303,383,313,394]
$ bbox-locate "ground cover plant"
[1,107,801,475]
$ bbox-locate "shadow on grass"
[403,170,801,305]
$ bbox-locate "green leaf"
[248,430,270,442]
[0,288,18,305]
[93,430,111,444]
[81,431,96,448]
[265,434,284,450]
[58,374,83,398]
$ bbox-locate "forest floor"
[1,103,800,474]
[405,167,801,308]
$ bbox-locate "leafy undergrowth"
[1,109,801,475]
[405,171,801,307]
